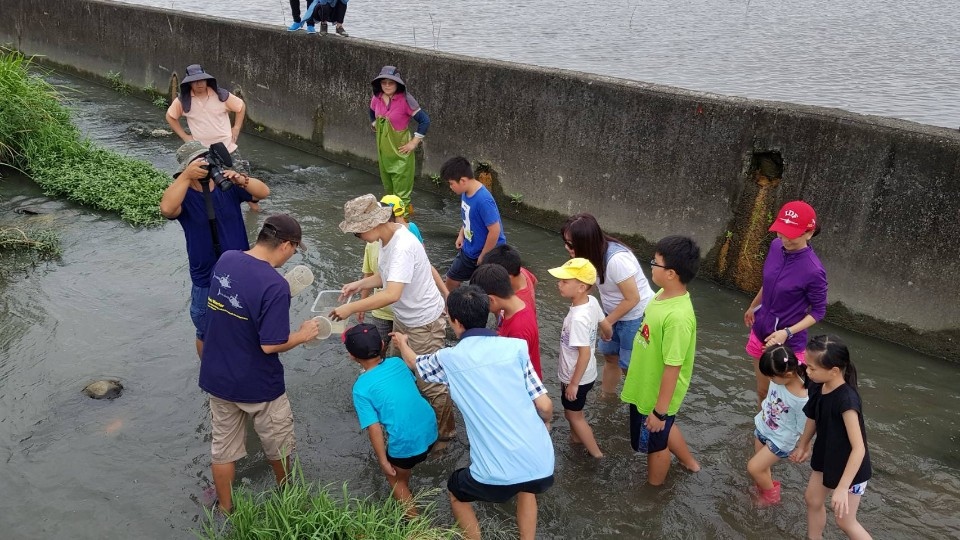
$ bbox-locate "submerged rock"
[127,126,173,138]
[83,380,123,400]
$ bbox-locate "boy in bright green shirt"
[620,236,702,486]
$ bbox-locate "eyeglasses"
[563,239,574,249]
[289,240,305,254]
[650,258,669,269]
[353,232,363,239]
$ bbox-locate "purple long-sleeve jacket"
[751,238,828,353]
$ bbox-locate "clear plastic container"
[284,265,315,297]
[311,289,358,335]
[302,315,333,349]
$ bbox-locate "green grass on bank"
[196,465,461,540]
[0,49,169,226]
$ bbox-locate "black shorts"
[387,442,434,470]
[629,404,675,454]
[560,381,595,411]
[447,467,554,503]
[446,251,479,282]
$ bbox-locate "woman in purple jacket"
[744,201,827,406]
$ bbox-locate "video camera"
[203,142,235,191]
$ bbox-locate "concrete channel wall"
[2,0,959,359]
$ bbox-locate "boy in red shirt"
[481,244,538,314]
[471,264,542,379]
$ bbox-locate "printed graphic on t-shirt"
[461,199,473,242]
[762,387,791,430]
[206,273,249,320]
[212,273,234,288]
[560,322,598,350]
[638,323,651,346]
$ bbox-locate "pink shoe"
[757,481,781,506]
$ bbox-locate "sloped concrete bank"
[2,0,958,359]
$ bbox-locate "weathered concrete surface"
[1,0,958,359]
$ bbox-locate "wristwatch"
[784,327,794,339]
[652,409,667,421]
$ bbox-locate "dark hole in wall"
[751,151,784,182]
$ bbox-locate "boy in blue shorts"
[620,236,703,486]
[441,156,506,291]
[346,323,438,516]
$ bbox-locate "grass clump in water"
[196,464,461,539]
[0,226,60,257]
[0,49,169,226]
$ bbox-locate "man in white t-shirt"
[333,194,455,447]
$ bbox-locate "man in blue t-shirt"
[393,286,554,540]
[440,156,506,291]
[160,141,271,358]
[198,214,320,515]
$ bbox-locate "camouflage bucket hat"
[174,141,207,177]
[339,194,394,234]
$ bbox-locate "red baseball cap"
[768,201,817,239]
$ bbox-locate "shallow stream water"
[0,72,958,539]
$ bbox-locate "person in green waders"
[369,66,431,216]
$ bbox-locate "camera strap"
[200,178,223,258]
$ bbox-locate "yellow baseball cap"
[379,195,405,217]
[548,257,597,285]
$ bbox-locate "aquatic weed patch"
[0,50,168,226]
[0,226,60,257]
[196,466,461,539]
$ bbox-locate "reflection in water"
[109,0,960,128]
[0,72,957,539]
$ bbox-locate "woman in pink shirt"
[369,66,431,215]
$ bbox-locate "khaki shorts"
[390,316,456,441]
[210,393,296,464]
[388,315,446,356]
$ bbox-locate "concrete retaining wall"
[2,0,958,358]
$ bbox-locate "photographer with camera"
[160,141,270,358]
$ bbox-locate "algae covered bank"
[1,0,958,357]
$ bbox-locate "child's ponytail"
[806,335,858,390]
[758,344,802,379]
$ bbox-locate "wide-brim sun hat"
[371,65,406,94]
[768,200,817,239]
[339,194,394,234]
[181,64,217,85]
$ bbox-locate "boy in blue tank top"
[345,323,438,517]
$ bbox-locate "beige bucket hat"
[339,194,393,234]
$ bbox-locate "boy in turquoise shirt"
[620,236,702,486]
[346,323,438,516]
